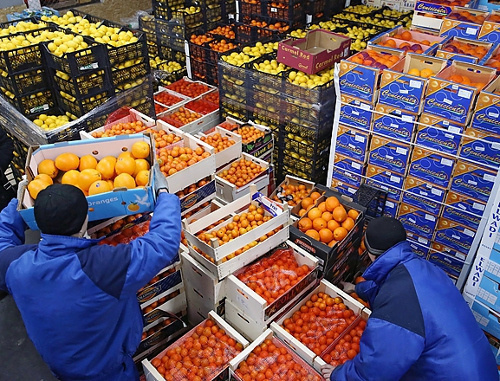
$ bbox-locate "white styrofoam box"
[180,251,226,307]
[226,241,319,324]
[164,76,217,100]
[225,277,318,342]
[79,108,155,139]
[215,153,271,202]
[142,311,249,381]
[270,280,368,366]
[197,126,243,169]
[155,120,216,194]
[19,134,155,229]
[142,288,187,332]
[157,103,219,135]
[183,189,290,264]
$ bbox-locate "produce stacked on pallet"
[333,21,500,285]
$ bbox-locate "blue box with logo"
[402,175,446,215]
[334,152,365,176]
[339,94,374,131]
[440,8,489,39]
[423,61,497,125]
[372,104,416,143]
[442,190,486,229]
[459,127,500,169]
[434,216,477,253]
[330,178,359,197]
[407,231,432,257]
[339,46,404,104]
[414,0,478,18]
[479,11,500,43]
[450,161,497,202]
[431,242,468,262]
[415,119,463,156]
[435,38,494,64]
[399,202,439,240]
[331,166,363,188]
[471,76,500,135]
[383,197,400,218]
[335,124,370,162]
[368,135,410,175]
[365,164,404,199]
[408,147,456,188]
[427,251,465,278]
[378,54,448,114]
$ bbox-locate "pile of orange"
[297,190,324,216]
[141,316,177,341]
[321,319,367,366]
[281,292,358,356]
[155,91,185,107]
[91,213,144,238]
[189,33,214,45]
[484,51,500,71]
[380,38,425,54]
[234,338,322,381]
[142,289,180,315]
[208,25,236,40]
[272,183,311,207]
[217,158,266,188]
[297,196,359,247]
[441,40,489,59]
[98,219,150,246]
[155,137,210,178]
[32,141,151,199]
[150,318,243,380]
[155,103,168,115]
[236,248,312,305]
[153,129,182,149]
[199,132,236,153]
[407,67,434,78]
[249,19,289,32]
[91,120,149,138]
[209,39,238,53]
[175,177,211,198]
[232,125,266,143]
[161,107,202,128]
[182,201,211,221]
[447,74,486,90]
[167,78,211,98]
[350,50,400,68]
[448,10,486,24]
[488,14,500,22]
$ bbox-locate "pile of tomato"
[321,318,366,366]
[98,219,150,246]
[236,248,312,305]
[155,91,185,107]
[167,78,211,98]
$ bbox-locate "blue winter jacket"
[331,241,498,381]
[0,193,181,381]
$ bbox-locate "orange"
[61,169,80,187]
[55,152,79,172]
[318,201,327,213]
[318,228,333,244]
[78,169,102,191]
[114,173,136,189]
[449,74,463,83]
[38,159,58,179]
[131,141,150,159]
[321,211,333,222]
[342,217,355,231]
[27,179,49,199]
[333,226,348,241]
[133,159,150,177]
[328,240,338,248]
[401,31,412,41]
[332,205,347,222]
[307,207,322,220]
[298,209,307,217]
[79,155,98,171]
[408,68,420,77]
[384,39,396,48]
[327,220,340,231]
[135,170,150,186]
[461,76,471,86]
[305,229,320,241]
[118,151,133,160]
[348,209,359,220]
[325,196,340,212]
[420,68,434,78]
[298,217,313,232]
[88,180,112,195]
[34,173,53,185]
[310,191,321,201]
[301,197,314,210]
[115,156,136,176]
[312,217,327,231]
[96,157,116,180]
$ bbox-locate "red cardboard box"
[278,29,351,75]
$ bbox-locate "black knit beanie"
[364,217,407,256]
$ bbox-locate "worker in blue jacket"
[322,216,498,381]
[0,174,181,380]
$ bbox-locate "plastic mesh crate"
[218,59,247,85]
[52,68,112,98]
[0,30,48,74]
[282,118,332,141]
[239,0,265,22]
[353,184,387,220]
[220,95,248,120]
[265,0,304,22]
[138,13,156,32]
[0,66,47,95]
[157,32,185,52]
[206,4,223,23]
[107,31,148,67]
[153,2,171,20]
[220,77,247,101]
[56,90,110,118]
[222,0,237,19]
[172,9,204,29]
[3,88,55,117]
[282,153,328,183]
[111,61,150,88]
[284,72,335,105]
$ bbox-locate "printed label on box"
[330,178,359,197]
[383,197,400,218]
[427,251,465,278]
[368,136,410,175]
[334,153,365,175]
[366,165,404,199]
[440,19,482,39]
[372,104,415,143]
[414,0,454,16]
[434,217,477,253]
[409,147,455,188]
[399,203,438,240]
[415,122,463,156]
[408,238,431,257]
[459,128,500,168]
[431,242,468,261]
[450,161,496,202]
[335,125,370,162]
[442,190,486,229]
[339,95,374,131]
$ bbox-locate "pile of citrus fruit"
[321,318,366,366]
[90,121,150,138]
[98,219,150,246]
[349,50,400,69]
[199,132,237,153]
[30,141,151,199]
[217,158,266,187]
[441,40,489,60]
[142,289,181,315]
[272,182,312,207]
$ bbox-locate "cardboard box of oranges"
[471,76,500,136]
[440,7,489,39]
[289,186,366,272]
[19,133,156,230]
[479,10,500,43]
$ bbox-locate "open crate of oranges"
[270,279,369,367]
[182,187,290,279]
[270,175,315,215]
[142,310,249,381]
[197,126,243,169]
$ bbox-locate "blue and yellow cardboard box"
[435,37,494,63]
[479,11,500,43]
[339,94,374,131]
[383,197,401,218]
[434,216,477,253]
[415,117,463,156]
[331,166,363,188]
[366,164,404,199]
[442,190,486,229]
[334,152,365,176]
[335,124,370,162]
[368,27,447,56]
[427,250,465,278]
[450,161,497,202]
[399,202,439,240]
[402,175,446,215]
[372,103,416,143]
[408,147,456,188]
[471,75,500,136]
[459,127,500,168]
[440,7,489,39]
[368,135,411,175]
[431,241,468,261]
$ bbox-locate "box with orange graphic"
[442,190,486,229]
[435,37,494,63]
[471,75,500,135]
[479,11,500,43]
[378,53,448,113]
[399,202,439,240]
[415,116,463,155]
[433,216,476,254]
[372,104,416,143]
[459,127,500,168]
[479,44,500,71]
[422,60,497,124]
[408,147,456,188]
[450,161,497,202]
[368,135,411,175]
[440,7,489,39]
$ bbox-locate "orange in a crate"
[167,78,211,98]
[218,158,266,187]
[236,247,313,304]
[155,91,185,107]
[150,318,244,380]
[272,183,311,207]
[91,121,149,138]
[281,292,358,356]
[234,338,322,381]
[321,318,367,366]
[441,40,489,60]
[163,107,203,127]
[199,133,236,153]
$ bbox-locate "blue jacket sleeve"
[0,198,26,252]
[121,192,181,295]
[355,280,377,307]
[330,317,425,381]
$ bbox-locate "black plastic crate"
[190,58,210,83]
[139,13,156,32]
[159,46,186,63]
[69,9,123,29]
[0,29,50,74]
[131,99,156,118]
[283,71,335,105]
[239,0,265,22]
[282,98,335,125]
[153,2,171,20]
[116,77,154,107]
[43,39,110,77]
[154,0,184,8]
[171,8,204,29]
[111,61,150,88]
[220,95,248,120]
[0,66,47,95]
[107,31,148,67]
[281,152,329,183]
[353,184,388,220]
[220,77,247,101]
[143,29,157,45]
[56,89,110,118]
[247,54,287,94]
[147,41,159,57]
[249,88,282,113]
[283,130,330,161]
[2,88,56,117]
[282,117,332,142]
[250,111,281,131]
[265,0,304,22]
[154,67,188,87]
[218,59,247,86]
[205,37,239,64]
[222,0,237,20]
[205,4,223,23]
[157,31,185,52]
[51,67,113,98]
[188,38,211,62]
